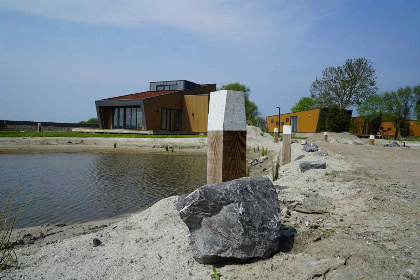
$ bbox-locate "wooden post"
[369,135,375,146]
[323,132,328,142]
[207,90,247,184]
[274,128,279,143]
[282,125,292,165]
[38,123,42,132]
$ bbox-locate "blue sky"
[0,0,419,122]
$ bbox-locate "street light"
[276,106,281,138]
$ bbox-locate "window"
[276,121,279,125]
[161,108,182,130]
[112,107,142,130]
[286,118,289,122]
[271,119,274,123]
[380,127,384,130]
[281,122,284,126]
[388,127,391,131]
[156,84,178,91]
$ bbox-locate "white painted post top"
[274,128,279,133]
[369,135,375,139]
[207,90,246,131]
[324,132,328,135]
[283,125,292,135]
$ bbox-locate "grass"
[325,172,337,176]
[269,133,307,140]
[0,131,207,138]
[1,186,28,271]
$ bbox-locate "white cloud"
[0,0,276,43]
[1,0,342,44]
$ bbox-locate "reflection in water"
[0,153,206,228]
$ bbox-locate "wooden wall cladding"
[182,95,209,133]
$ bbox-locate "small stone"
[250,159,259,166]
[352,141,363,145]
[314,151,329,157]
[301,140,307,145]
[262,168,268,172]
[295,155,305,161]
[305,221,309,227]
[281,207,291,217]
[302,143,318,152]
[258,156,268,163]
[291,140,298,144]
[93,238,102,247]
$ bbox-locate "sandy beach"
[1,128,419,279]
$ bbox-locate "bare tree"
[310,58,378,109]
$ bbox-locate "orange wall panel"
[266,109,320,133]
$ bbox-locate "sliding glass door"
[161,108,182,130]
[112,107,143,130]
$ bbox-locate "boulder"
[299,161,327,172]
[302,143,319,152]
[258,156,268,163]
[178,177,282,264]
[314,151,329,157]
[384,141,400,147]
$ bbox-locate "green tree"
[255,116,268,132]
[382,86,416,138]
[219,82,260,125]
[291,97,316,112]
[310,58,378,109]
[357,93,384,134]
[79,118,98,125]
[414,85,420,120]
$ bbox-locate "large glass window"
[161,108,182,131]
[112,107,142,130]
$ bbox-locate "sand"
[1,129,420,279]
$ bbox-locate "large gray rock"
[299,161,327,172]
[302,143,319,152]
[384,141,400,147]
[177,177,282,264]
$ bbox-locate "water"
[0,153,206,228]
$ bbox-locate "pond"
[0,153,206,228]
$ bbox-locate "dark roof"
[102,84,214,101]
[106,90,178,100]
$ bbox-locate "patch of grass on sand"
[269,133,307,140]
[0,131,207,138]
[399,137,420,142]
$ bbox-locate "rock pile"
[178,177,282,264]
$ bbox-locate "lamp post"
[276,106,281,138]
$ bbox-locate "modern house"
[351,117,420,137]
[95,80,216,133]
[266,108,353,133]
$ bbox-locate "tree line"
[290,58,419,137]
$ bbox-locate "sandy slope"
[1,131,419,279]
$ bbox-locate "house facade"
[95,80,216,133]
[266,108,322,133]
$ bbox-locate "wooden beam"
[282,125,292,165]
[274,128,279,143]
[207,90,246,184]
[369,135,375,146]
